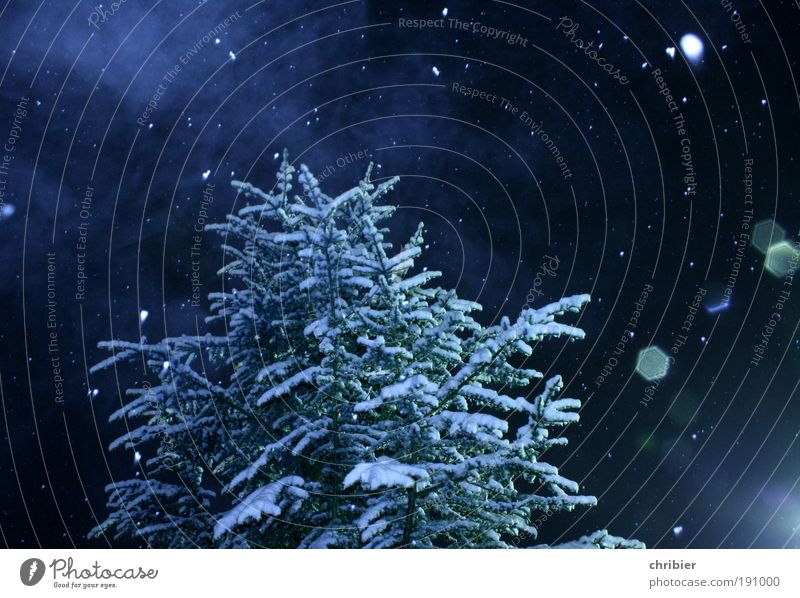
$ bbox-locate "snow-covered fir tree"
[91,152,643,549]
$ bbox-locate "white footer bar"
[1,549,797,596]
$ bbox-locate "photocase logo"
[20,558,46,586]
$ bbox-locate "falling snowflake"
[679,33,704,61]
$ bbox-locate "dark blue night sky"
[1,0,800,548]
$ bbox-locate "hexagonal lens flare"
[751,220,785,254]
[765,241,800,278]
[636,347,671,381]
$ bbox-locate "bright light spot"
[162,361,170,371]
[134,451,142,463]
[92,388,99,397]
[0,203,15,219]
[680,33,704,61]
[673,525,684,536]
[761,99,767,105]
[139,309,149,323]
[666,46,676,59]
[202,169,211,180]
[442,7,448,16]
[215,38,220,45]
[229,51,236,61]
[273,152,280,160]
[432,66,440,77]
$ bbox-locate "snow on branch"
[344,457,429,491]
[213,476,308,539]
